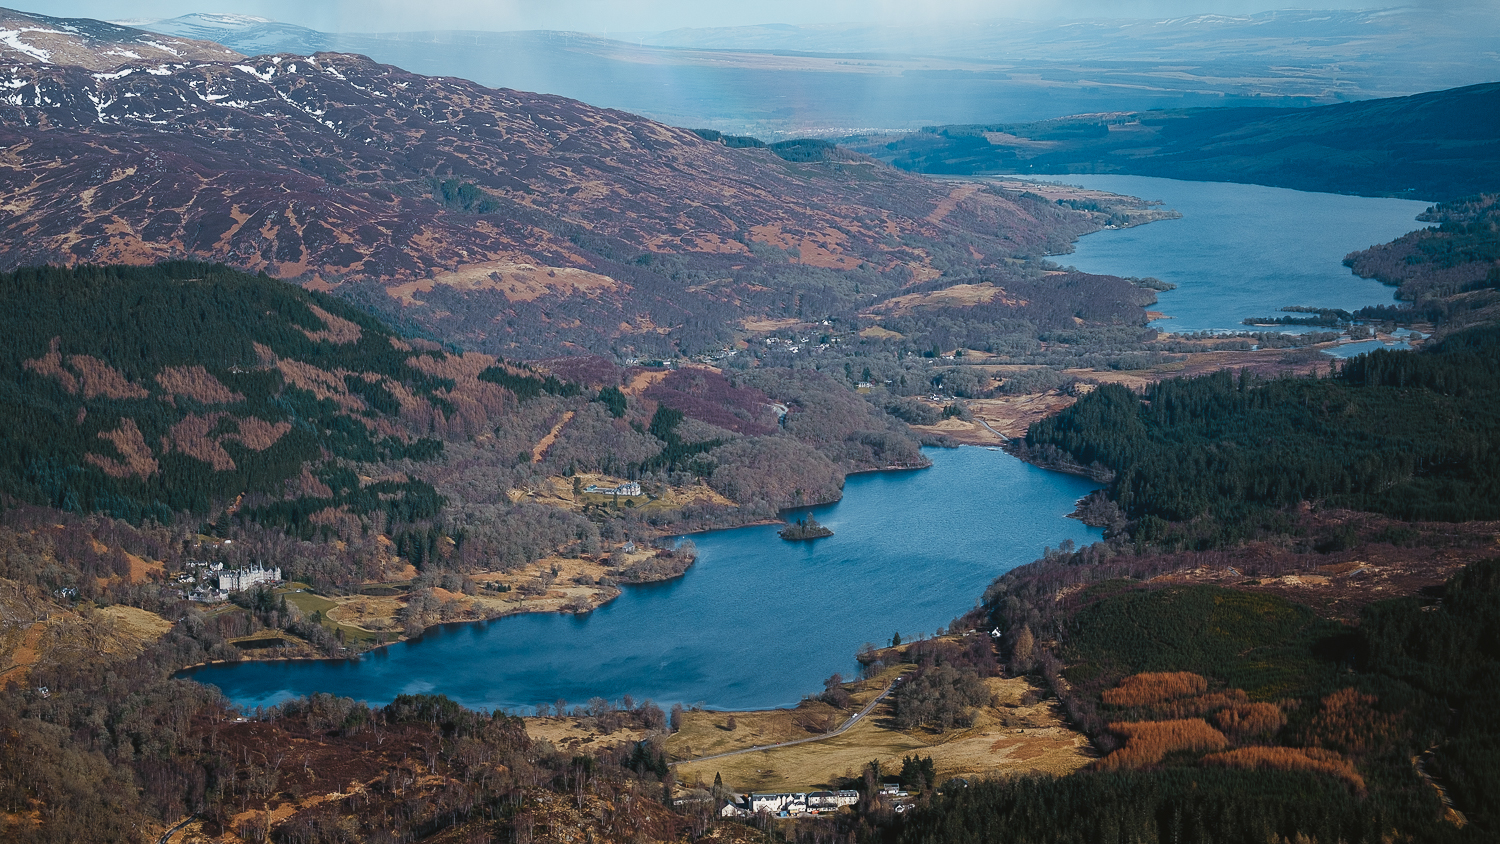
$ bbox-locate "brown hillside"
[0,48,1114,357]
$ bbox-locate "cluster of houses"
[717,790,861,818]
[701,782,926,819]
[584,481,642,497]
[762,336,837,356]
[620,357,678,369]
[179,559,283,602]
[692,347,740,365]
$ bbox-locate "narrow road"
[1414,749,1468,827]
[976,417,1010,441]
[157,815,196,844]
[673,676,903,766]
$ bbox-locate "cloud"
[34,0,1382,33]
[316,0,1379,32]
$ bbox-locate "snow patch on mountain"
[0,28,61,62]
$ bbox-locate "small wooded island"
[779,515,833,540]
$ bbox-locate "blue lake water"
[186,447,1102,712]
[1021,175,1432,333]
[1321,338,1416,358]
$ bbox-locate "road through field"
[675,675,903,765]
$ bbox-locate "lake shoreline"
[185,460,942,675]
[264,172,1417,674]
[183,447,1104,712]
[179,581,631,672]
[1022,174,1429,333]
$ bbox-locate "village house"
[585,481,642,497]
[719,788,858,818]
[189,586,228,603]
[807,790,859,810]
[750,792,807,815]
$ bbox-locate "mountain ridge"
[875,80,1500,201]
[0,46,1123,358]
[0,5,239,69]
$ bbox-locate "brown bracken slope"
[0,40,1117,357]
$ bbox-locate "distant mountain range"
[0,5,237,68]
[129,7,1500,135]
[873,81,1500,201]
[639,8,1498,65]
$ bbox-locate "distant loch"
[1025,175,1430,333]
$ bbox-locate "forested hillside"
[0,261,950,624]
[0,262,936,575]
[1344,194,1500,319]
[962,204,1500,840]
[0,262,460,528]
[1018,322,1500,545]
[947,557,1500,843]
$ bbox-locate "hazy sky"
[35,0,1400,34]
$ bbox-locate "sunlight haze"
[47,0,1389,33]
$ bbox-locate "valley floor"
[666,661,1092,795]
[909,338,1382,445]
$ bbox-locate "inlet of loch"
[1027,175,1431,333]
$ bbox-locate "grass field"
[279,584,336,615]
[669,667,1094,794]
[276,583,379,645]
[525,717,650,755]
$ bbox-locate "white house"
[807,790,859,809]
[718,789,857,820]
[584,481,642,497]
[750,793,807,815]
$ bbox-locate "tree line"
[1022,323,1500,546]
